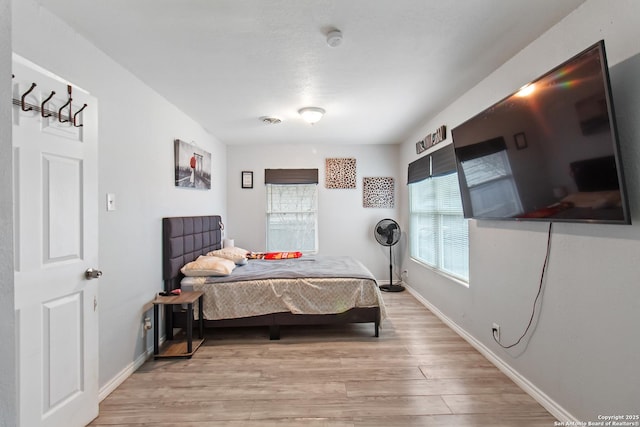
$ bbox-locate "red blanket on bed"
[249,251,302,260]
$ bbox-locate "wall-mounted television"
[451,40,631,224]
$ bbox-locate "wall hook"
[58,85,73,123]
[21,82,37,111]
[41,91,56,118]
[58,97,72,123]
[73,103,88,127]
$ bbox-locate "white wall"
[399,0,640,421]
[12,0,227,389]
[0,0,17,425]
[227,143,400,280]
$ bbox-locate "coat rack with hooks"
[11,75,88,128]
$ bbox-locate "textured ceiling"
[35,0,585,146]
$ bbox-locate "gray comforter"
[195,255,377,284]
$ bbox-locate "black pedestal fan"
[374,218,404,292]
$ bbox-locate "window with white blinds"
[410,173,468,281]
[409,149,469,282]
[266,184,318,253]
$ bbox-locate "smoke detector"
[260,116,282,125]
[326,29,343,47]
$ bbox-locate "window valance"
[265,169,319,184]
[407,144,456,184]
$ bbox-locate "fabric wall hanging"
[362,177,394,208]
[325,158,357,189]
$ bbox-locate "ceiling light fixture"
[298,107,325,124]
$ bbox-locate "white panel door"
[12,57,99,427]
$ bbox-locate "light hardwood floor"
[90,290,557,426]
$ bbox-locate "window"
[266,184,318,252]
[410,173,469,281]
[408,146,469,282]
[264,168,319,253]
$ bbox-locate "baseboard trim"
[98,337,162,402]
[404,284,578,423]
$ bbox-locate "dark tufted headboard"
[162,215,223,291]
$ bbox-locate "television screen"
[451,41,631,224]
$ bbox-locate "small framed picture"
[514,132,528,150]
[241,171,253,189]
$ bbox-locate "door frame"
[0,0,17,423]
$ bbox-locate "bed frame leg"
[269,325,280,340]
[374,321,379,338]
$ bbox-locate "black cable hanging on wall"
[493,222,554,349]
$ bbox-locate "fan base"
[379,284,405,292]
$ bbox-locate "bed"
[162,215,384,340]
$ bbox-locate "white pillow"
[207,247,249,264]
[180,255,236,277]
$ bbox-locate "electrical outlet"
[143,317,152,331]
[492,323,500,342]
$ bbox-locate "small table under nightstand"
[152,290,204,359]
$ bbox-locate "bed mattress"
[180,256,386,321]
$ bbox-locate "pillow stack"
[180,247,250,277]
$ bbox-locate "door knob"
[85,268,102,280]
